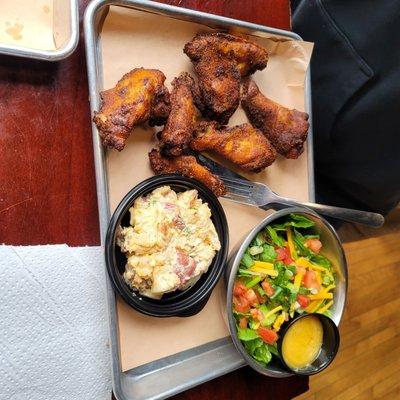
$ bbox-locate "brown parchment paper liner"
[0,0,55,50]
[100,6,314,372]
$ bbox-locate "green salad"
[232,214,336,366]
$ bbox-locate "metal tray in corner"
[0,0,79,61]
[84,1,314,399]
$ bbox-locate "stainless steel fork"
[198,155,384,228]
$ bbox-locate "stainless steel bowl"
[226,207,348,377]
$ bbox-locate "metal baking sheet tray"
[84,1,314,399]
[0,0,79,61]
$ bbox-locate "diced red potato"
[173,216,186,229]
[250,308,264,321]
[305,238,322,254]
[176,251,189,266]
[164,202,176,210]
[258,327,279,344]
[175,251,196,283]
[261,280,275,297]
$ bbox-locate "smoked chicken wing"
[159,72,199,156]
[241,79,309,159]
[189,55,240,125]
[148,149,226,197]
[184,32,268,76]
[184,32,268,124]
[191,121,276,173]
[93,68,170,151]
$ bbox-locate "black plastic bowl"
[105,174,229,318]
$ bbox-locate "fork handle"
[268,200,384,228]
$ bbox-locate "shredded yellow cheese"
[294,271,304,290]
[317,300,334,314]
[263,305,283,320]
[253,261,274,269]
[315,270,322,285]
[286,227,297,260]
[308,292,334,300]
[251,261,277,276]
[323,284,336,292]
[273,312,286,331]
[296,257,327,272]
[305,299,324,313]
[250,266,278,277]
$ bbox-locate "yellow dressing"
[282,315,323,370]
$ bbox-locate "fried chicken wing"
[191,122,276,173]
[241,79,309,159]
[148,149,226,197]
[159,72,199,156]
[184,32,268,76]
[184,32,268,124]
[192,55,240,125]
[93,68,170,151]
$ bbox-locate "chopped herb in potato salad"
[233,214,335,366]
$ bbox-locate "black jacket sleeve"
[293,0,400,215]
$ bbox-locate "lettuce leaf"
[265,226,286,247]
[260,244,277,262]
[310,254,331,269]
[237,328,259,341]
[243,338,272,365]
[272,214,315,231]
[253,344,272,365]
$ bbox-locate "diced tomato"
[276,247,294,265]
[296,265,306,275]
[302,270,321,290]
[261,280,275,297]
[239,317,248,329]
[258,327,279,345]
[233,281,247,296]
[250,308,264,321]
[276,247,287,261]
[297,294,311,308]
[255,290,266,304]
[244,288,259,306]
[283,247,294,265]
[233,295,250,313]
[305,238,322,254]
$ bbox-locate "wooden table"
[0,0,308,398]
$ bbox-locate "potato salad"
[117,186,221,298]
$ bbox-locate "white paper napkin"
[0,245,111,400]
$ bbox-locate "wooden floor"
[294,231,400,400]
